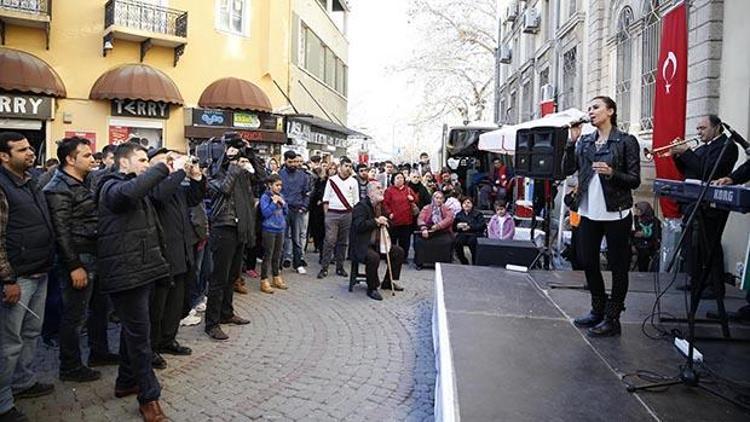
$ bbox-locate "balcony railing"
[0,0,50,15]
[105,0,187,38]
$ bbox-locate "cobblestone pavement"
[19,254,436,421]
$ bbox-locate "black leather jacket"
[564,128,641,213]
[43,169,98,271]
[208,164,256,245]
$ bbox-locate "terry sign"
[0,94,53,119]
[112,99,170,119]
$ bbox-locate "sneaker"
[194,301,206,313]
[14,382,54,400]
[245,269,259,279]
[0,407,28,422]
[180,310,202,326]
[296,266,307,274]
[59,366,101,383]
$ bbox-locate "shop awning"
[199,77,272,112]
[287,114,368,138]
[89,64,183,105]
[0,47,66,97]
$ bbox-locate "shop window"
[216,0,250,36]
[304,26,325,80]
[615,6,634,132]
[325,47,336,87]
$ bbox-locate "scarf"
[431,200,443,226]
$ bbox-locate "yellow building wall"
[289,0,348,123]
[2,0,293,153]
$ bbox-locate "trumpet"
[643,137,700,161]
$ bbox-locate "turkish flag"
[652,2,688,218]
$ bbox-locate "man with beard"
[279,151,310,273]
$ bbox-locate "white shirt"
[579,175,631,221]
[323,174,360,211]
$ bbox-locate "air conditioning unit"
[506,2,518,22]
[523,7,540,34]
[540,84,555,101]
[499,45,512,64]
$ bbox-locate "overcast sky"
[347,0,428,161]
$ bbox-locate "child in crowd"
[487,200,515,240]
[632,201,661,272]
[259,174,289,293]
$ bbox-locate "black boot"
[573,296,606,328]
[588,301,624,337]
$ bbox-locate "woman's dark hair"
[265,174,282,185]
[460,196,473,205]
[591,95,618,128]
[390,172,405,185]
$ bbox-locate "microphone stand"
[626,131,749,411]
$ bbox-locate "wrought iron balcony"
[103,0,188,65]
[0,0,52,48]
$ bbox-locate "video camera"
[195,131,264,177]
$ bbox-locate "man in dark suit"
[351,181,405,301]
[670,114,738,298]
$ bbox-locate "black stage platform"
[433,265,750,421]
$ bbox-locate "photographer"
[204,136,258,341]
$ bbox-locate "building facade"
[495,0,750,276]
[0,0,354,161]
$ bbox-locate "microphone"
[722,122,750,155]
[567,116,590,128]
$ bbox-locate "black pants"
[365,245,404,291]
[87,266,113,358]
[261,231,284,279]
[149,279,170,354]
[454,233,478,265]
[685,209,729,297]
[389,225,413,260]
[159,272,187,349]
[635,248,655,272]
[58,253,96,373]
[110,283,161,405]
[577,215,632,304]
[205,227,245,331]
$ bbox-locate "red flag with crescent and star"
[652,1,688,218]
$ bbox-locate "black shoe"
[206,326,229,341]
[573,312,604,328]
[221,315,250,325]
[587,318,621,337]
[317,268,328,279]
[13,382,54,400]
[151,353,167,370]
[88,352,120,367]
[367,290,383,301]
[336,268,348,277]
[160,341,192,356]
[0,407,28,422]
[59,366,101,383]
[415,264,423,271]
[282,259,292,269]
[381,282,404,292]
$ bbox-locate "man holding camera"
[204,140,257,341]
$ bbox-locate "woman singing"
[564,96,641,337]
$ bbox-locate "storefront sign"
[65,131,97,152]
[193,109,227,126]
[0,94,53,119]
[108,126,131,144]
[111,99,169,119]
[311,128,347,148]
[233,112,261,129]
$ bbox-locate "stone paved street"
[19,255,436,421]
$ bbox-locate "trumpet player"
[670,115,738,299]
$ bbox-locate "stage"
[432,265,750,421]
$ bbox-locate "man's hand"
[421,229,429,239]
[407,194,414,202]
[669,139,690,156]
[188,162,203,181]
[242,162,255,174]
[70,267,88,290]
[2,284,20,304]
[172,155,188,173]
[714,177,734,186]
[375,216,389,227]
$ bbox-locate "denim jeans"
[111,282,161,405]
[59,253,96,374]
[283,209,307,267]
[190,243,209,309]
[0,274,48,413]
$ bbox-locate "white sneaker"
[180,310,202,326]
[296,266,307,274]
[195,297,207,313]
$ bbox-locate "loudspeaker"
[514,126,568,180]
[475,238,540,268]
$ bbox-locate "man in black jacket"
[204,145,256,341]
[43,137,105,383]
[97,142,171,421]
[0,132,56,421]
[147,148,206,362]
[351,181,404,301]
[671,115,738,298]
